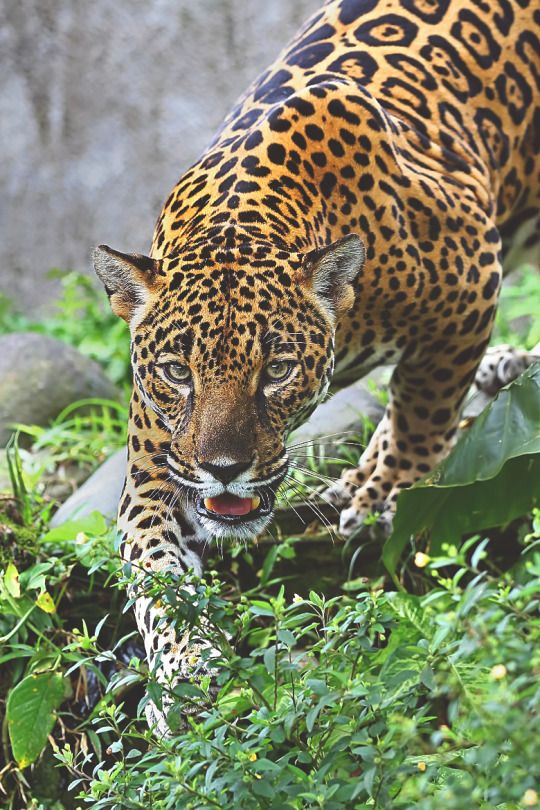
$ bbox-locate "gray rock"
[51,376,385,526]
[0,332,118,445]
[51,446,127,525]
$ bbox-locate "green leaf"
[252,779,274,798]
[4,563,21,598]
[308,590,324,608]
[35,591,56,614]
[263,646,276,674]
[249,600,274,617]
[7,671,65,768]
[22,561,55,591]
[420,665,435,691]
[306,704,320,732]
[41,511,108,544]
[172,682,205,699]
[277,628,296,648]
[384,364,540,577]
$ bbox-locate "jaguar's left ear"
[299,234,365,317]
[93,245,162,323]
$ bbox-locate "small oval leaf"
[4,563,21,598]
[35,591,56,614]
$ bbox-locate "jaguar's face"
[134,270,337,538]
[94,234,364,539]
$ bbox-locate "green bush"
[2,509,539,809]
[53,526,540,810]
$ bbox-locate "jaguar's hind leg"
[326,330,495,538]
[325,341,539,535]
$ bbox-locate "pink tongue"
[205,494,255,516]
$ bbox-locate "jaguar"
[93,0,540,733]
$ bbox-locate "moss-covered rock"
[0,498,39,568]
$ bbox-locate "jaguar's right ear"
[93,245,161,322]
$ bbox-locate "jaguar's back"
[154,0,539,266]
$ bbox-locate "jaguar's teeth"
[203,495,261,513]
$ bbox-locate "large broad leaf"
[7,671,66,768]
[383,363,540,577]
[40,511,108,544]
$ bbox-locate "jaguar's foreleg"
[118,454,212,736]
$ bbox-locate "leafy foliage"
[0,271,131,388]
[1,495,540,808]
[494,267,540,350]
[14,399,128,468]
[56,533,540,809]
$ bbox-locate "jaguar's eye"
[265,360,294,383]
[161,362,191,384]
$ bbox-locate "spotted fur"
[94,0,540,733]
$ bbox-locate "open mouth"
[196,490,273,524]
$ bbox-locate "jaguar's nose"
[198,459,252,484]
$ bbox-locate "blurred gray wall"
[0,0,319,313]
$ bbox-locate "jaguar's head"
[94,234,364,539]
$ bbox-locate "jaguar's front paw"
[475,344,539,396]
[144,672,220,738]
[323,478,354,508]
[145,698,174,738]
[339,502,394,541]
[145,693,200,738]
